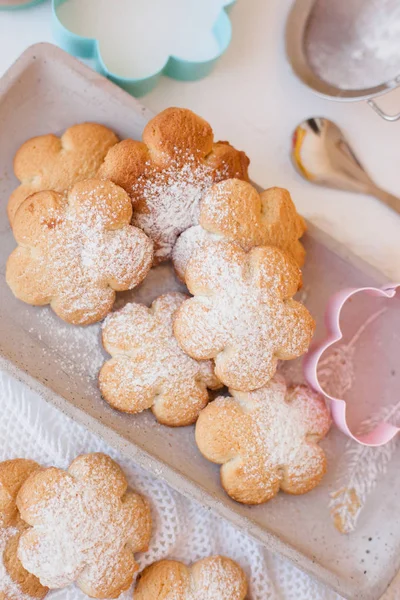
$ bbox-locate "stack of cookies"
[5,107,331,514]
[0,454,247,599]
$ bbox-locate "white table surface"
[1,3,400,600]
[1,0,400,281]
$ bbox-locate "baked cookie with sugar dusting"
[99,293,221,426]
[6,179,153,325]
[173,178,306,281]
[8,123,118,226]
[196,376,331,504]
[16,453,152,599]
[98,107,249,263]
[173,241,315,391]
[135,555,247,600]
[0,459,48,600]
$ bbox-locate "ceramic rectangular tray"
[1,44,399,600]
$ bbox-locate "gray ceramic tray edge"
[0,43,395,600]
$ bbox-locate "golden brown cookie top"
[142,107,214,167]
[6,179,154,325]
[195,376,331,504]
[172,179,306,281]
[8,123,118,225]
[99,293,221,426]
[135,555,248,600]
[0,459,48,600]
[98,108,249,263]
[0,459,40,529]
[173,241,315,391]
[16,453,152,599]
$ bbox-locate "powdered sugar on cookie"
[8,122,118,226]
[0,459,48,600]
[196,376,331,504]
[19,477,130,587]
[131,153,228,263]
[235,379,330,492]
[0,528,33,600]
[173,225,218,282]
[6,179,153,326]
[98,108,249,264]
[174,242,315,391]
[17,453,151,598]
[100,293,221,426]
[135,556,247,600]
[173,180,306,281]
[191,556,247,600]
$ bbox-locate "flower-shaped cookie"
[173,179,306,280]
[0,459,48,600]
[6,179,154,325]
[173,242,315,391]
[8,123,118,225]
[135,555,247,600]
[99,293,221,426]
[98,107,249,263]
[196,376,331,504]
[16,453,152,599]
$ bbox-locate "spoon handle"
[369,186,400,216]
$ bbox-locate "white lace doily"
[0,369,398,600]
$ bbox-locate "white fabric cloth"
[0,369,398,600]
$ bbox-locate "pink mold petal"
[303,283,400,447]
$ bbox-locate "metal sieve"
[286,0,400,121]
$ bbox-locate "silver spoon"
[291,117,400,215]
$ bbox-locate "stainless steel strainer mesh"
[286,0,400,121]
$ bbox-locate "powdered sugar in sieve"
[305,0,400,91]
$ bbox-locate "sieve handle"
[367,99,400,122]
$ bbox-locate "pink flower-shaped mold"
[304,283,400,447]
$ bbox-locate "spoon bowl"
[292,117,400,215]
